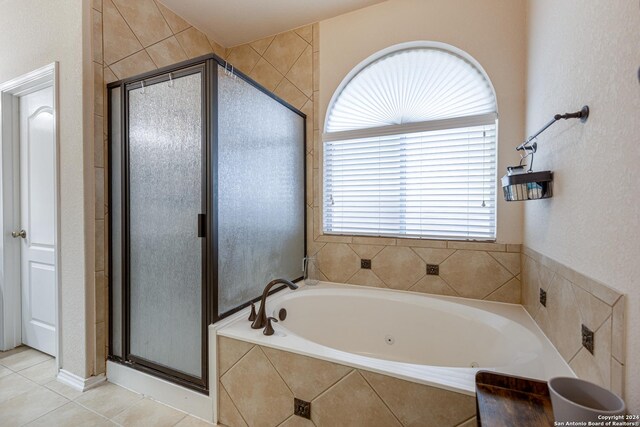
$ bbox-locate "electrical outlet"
[294,398,311,419]
[539,288,547,307]
[426,264,439,275]
[582,324,594,354]
[361,259,371,269]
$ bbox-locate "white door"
[17,85,56,356]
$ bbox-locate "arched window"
[323,43,498,240]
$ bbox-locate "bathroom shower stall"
[107,55,306,392]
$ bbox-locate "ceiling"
[158,0,386,47]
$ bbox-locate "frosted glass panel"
[217,66,305,315]
[128,73,202,377]
[110,86,122,358]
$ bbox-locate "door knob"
[11,229,26,239]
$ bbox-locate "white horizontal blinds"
[323,47,498,240]
[324,125,497,239]
[326,49,496,133]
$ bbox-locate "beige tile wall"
[92,0,231,375]
[521,246,626,397]
[92,0,524,376]
[217,336,476,427]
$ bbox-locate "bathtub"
[213,282,574,396]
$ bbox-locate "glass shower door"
[126,68,205,383]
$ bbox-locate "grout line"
[218,378,251,427]
[109,0,148,50]
[16,389,71,425]
[310,368,354,403]
[566,344,582,365]
[218,340,255,378]
[173,26,198,58]
[487,251,520,276]
[258,346,295,397]
[358,370,404,426]
[456,415,477,427]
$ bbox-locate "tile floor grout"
[0,346,214,426]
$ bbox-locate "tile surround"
[89,3,631,423]
[521,246,625,397]
[312,242,523,303]
[217,337,475,427]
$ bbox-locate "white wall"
[525,0,640,411]
[319,0,527,243]
[0,0,95,378]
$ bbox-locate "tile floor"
[0,346,213,427]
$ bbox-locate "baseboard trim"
[56,369,106,391]
[106,361,213,422]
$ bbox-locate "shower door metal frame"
[108,60,214,392]
[107,54,307,394]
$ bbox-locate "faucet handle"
[248,302,257,322]
[263,317,278,336]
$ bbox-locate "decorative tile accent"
[312,371,401,427]
[439,250,512,299]
[217,339,477,427]
[371,246,425,290]
[522,247,624,395]
[262,346,352,402]
[426,264,439,276]
[221,347,293,426]
[581,324,595,354]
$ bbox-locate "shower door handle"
[197,214,206,238]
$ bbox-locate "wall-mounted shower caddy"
[502,105,589,202]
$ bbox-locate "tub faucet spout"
[251,278,298,329]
